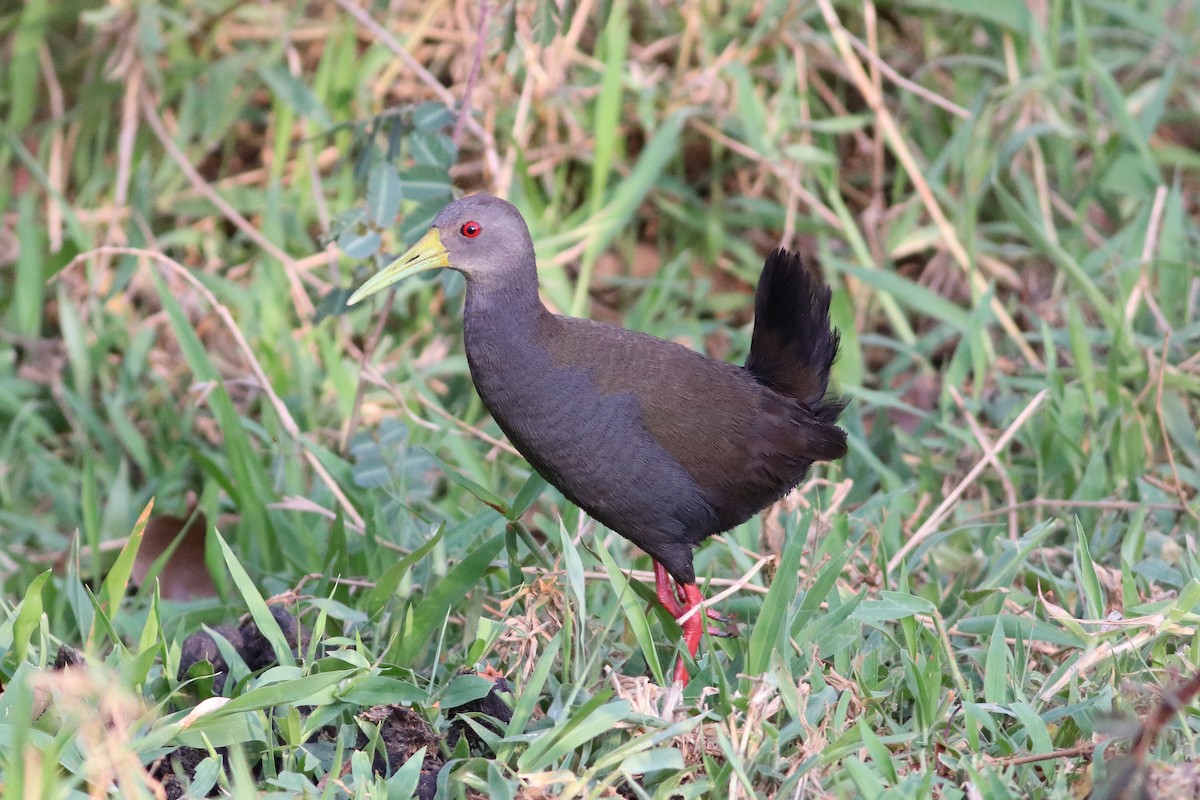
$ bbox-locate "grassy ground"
[2,1,1199,798]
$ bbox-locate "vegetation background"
[1,0,1198,797]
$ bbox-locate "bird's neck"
[462,271,550,356]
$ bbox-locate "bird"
[349,194,847,685]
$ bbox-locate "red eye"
[461,221,482,238]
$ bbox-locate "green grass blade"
[213,528,295,668]
[747,509,810,675]
[397,533,505,664]
[595,536,665,685]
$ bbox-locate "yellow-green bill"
[347,228,449,305]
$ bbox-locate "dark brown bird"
[349,194,847,684]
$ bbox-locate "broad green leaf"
[367,161,403,227]
[335,676,428,706]
[439,673,497,708]
[851,592,937,623]
[399,165,453,202]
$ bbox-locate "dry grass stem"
[887,389,1048,573]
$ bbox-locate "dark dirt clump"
[357,704,443,800]
[150,746,211,800]
[446,675,513,751]
[178,607,309,694]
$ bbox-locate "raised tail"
[745,249,847,427]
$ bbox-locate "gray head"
[347,194,535,305]
[432,195,535,278]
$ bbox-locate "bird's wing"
[544,317,836,513]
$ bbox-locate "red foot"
[653,563,725,624]
[652,562,713,686]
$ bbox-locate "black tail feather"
[745,249,842,410]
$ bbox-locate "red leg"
[650,563,737,685]
[654,561,684,617]
[652,562,729,625]
[674,583,705,685]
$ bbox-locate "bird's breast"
[461,307,715,541]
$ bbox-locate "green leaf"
[832,261,970,331]
[1010,701,1054,754]
[857,719,897,783]
[385,746,427,799]
[502,632,561,746]
[2,571,50,669]
[983,616,1009,705]
[335,675,428,706]
[367,161,403,227]
[851,592,937,623]
[424,452,508,514]
[100,498,153,619]
[412,101,454,132]
[595,535,664,685]
[748,509,809,675]
[339,225,382,260]
[211,668,350,717]
[399,165,453,203]
[409,131,457,169]
[439,674,497,708]
[519,696,630,772]
[213,529,296,668]
[588,0,628,209]
[508,473,547,520]
[956,615,1085,648]
[620,747,685,775]
[795,549,850,630]
[1075,519,1104,620]
[397,533,505,664]
[366,525,446,616]
[398,197,447,246]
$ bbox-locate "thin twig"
[677,555,774,625]
[845,34,970,119]
[1124,185,1172,335]
[688,118,843,231]
[965,497,1192,520]
[1153,334,1198,519]
[948,387,1020,541]
[411,390,520,456]
[990,742,1096,767]
[453,1,492,146]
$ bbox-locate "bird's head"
[347,194,533,305]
